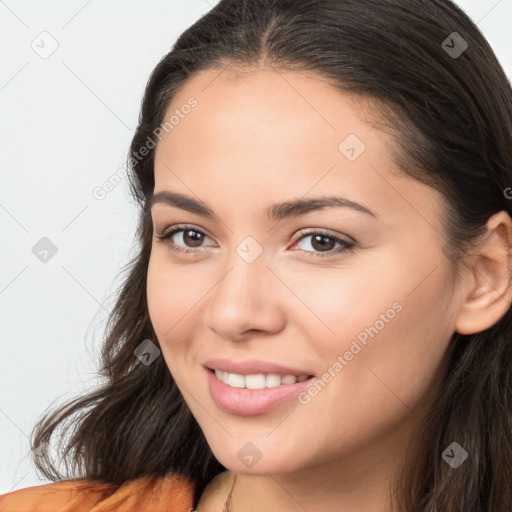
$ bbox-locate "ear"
[455,210,512,335]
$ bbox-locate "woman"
[1,0,511,510]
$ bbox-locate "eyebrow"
[148,191,377,221]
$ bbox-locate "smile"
[213,369,311,389]
[206,368,317,416]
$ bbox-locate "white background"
[1,0,511,493]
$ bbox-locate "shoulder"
[0,473,195,512]
[0,479,115,512]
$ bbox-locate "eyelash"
[154,224,355,258]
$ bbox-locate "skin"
[146,65,512,512]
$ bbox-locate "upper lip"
[204,358,315,377]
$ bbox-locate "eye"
[154,224,214,255]
[154,225,355,258]
[291,229,355,258]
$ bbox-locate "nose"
[204,246,286,341]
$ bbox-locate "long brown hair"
[31,1,512,509]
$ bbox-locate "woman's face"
[147,66,463,475]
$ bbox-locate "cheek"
[285,254,453,432]
[146,256,200,365]
[146,257,172,336]
[147,251,206,326]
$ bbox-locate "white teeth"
[246,374,266,389]
[266,374,282,388]
[214,369,310,389]
[281,374,298,384]
[227,372,245,388]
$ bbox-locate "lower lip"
[205,368,316,416]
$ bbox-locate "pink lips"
[205,366,316,416]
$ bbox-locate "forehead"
[152,66,445,231]
[155,67,384,185]
[159,66,374,156]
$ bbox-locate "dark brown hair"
[31,1,512,510]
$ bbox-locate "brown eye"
[154,225,214,254]
[293,230,355,258]
[182,230,204,247]
[310,234,336,252]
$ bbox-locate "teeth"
[214,370,310,389]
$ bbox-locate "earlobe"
[454,210,512,335]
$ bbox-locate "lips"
[203,357,315,377]
[205,366,316,416]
